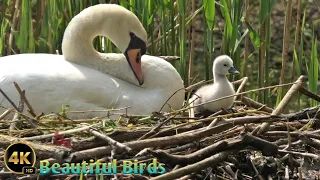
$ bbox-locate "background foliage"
[0,0,319,111]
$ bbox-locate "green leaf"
[220,0,232,36]
[234,28,249,54]
[186,6,204,25]
[18,0,31,53]
[203,0,215,30]
[309,36,318,104]
[244,22,261,48]
[259,0,277,24]
[293,49,301,75]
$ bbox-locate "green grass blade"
[309,35,318,106]
[244,21,261,48]
[220,0,232,37]
[177,0,187,85]
[0,18,9,56]
[203,0,215,30]
[259,0,277,24]
[18,0,31,53]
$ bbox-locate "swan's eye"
[129,32,135,38]
[224,64,227,67]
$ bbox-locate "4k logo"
[4,142,36,174]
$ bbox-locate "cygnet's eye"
[224,64,227,67]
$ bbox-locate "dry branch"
[254,75,305,135]
[0,108,13,120]
[241,96,273,113]
[88,128,133,154]
[147,140,228,166]
[22,124,95,141]
[149,151,231,180]
[13,82,37,117]
[0,134,71,160]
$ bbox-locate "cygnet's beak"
[228,67,240,75]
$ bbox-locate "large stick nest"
[0,75,319,180]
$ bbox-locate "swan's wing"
[115,85,166,115]
[0,54,121,118]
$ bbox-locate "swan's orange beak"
[126,49,144,85]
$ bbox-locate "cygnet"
[189,55,240,114]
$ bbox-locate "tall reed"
[0,0,318,110]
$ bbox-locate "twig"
[298,167,303,180]
[249,157,264,180]
[149,151,231,180]
[146,140,228,166]
[0,108,12,120]
[224,165,236,179]
[13,111,38,129]
[285,165,290,180]
[71,124,203,151]
[66,106,131,114]
[285,105,320,120]
[14,82,36,117]
[152,111,273,138]
[185,80,205,91]
[158,56,180,61]
[88,128,132,154]
[0,134,71,160]
[0,89,18,110]
[10,90,25,130]
[241,96,273,113]
[235,77,248,99]
[185,77,245,92]
[0,89,38,128]
[253,75,305,135]
[205,110,227,129]
[118,142,199,164]
[263,131,320,140]
[21,124,96,141]
[159,87,186,112]
[34,118,104,124]
[299,87,320,102]
[279,149,320,160]
[138,116,173,140]
[298,136,320,149]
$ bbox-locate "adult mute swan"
[0,4,184,119]
[189,55,239,114]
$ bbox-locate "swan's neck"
[61,5,138,84]
[62,31,100,67]
[62,7,106,65]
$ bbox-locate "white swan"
[0,4,184,119]
[189,55,239,114]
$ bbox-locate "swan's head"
[213,55,240,76]
[62,4,147,85]
[98,4,147,86]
